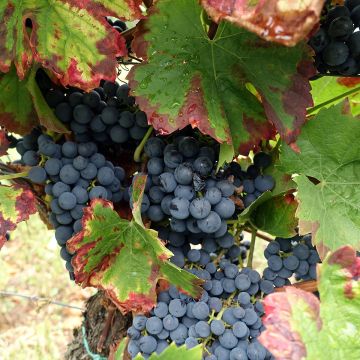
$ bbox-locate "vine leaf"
[0,129,10,156]
[251,194,298,238]
[67,174,203,314]
[310,77,360,116]
[128,0,315,157]
[200,0,325,47]
[0,66,68,135]
[237,191,273,225]
[0,184,37,249]
[0,1,141,90]
[280,102,360,252]
[259,246,360,360]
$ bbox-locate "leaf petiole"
[0,171,29,180]
[246,228,257,269]
[134,126,153,162]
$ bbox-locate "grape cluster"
[141,136,247,237]
[142,136,233,234]
[36,70,150,146]
[263,234,321,288]
[235,153,275,208]
[17,134,126,279]
[157,227,250,270]
[127,264,273,359]
[309,1,360,76]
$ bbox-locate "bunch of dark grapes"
[157,227,250,270]
[16,133,126,279]
[309,1,360,76]
[262,234,321,288]
[142,136,233,233]
[127,259,273,359]
[36,70,149,146]
[234,152,275,208]
[139,136,275,237]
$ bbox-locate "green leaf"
[218,143,234,169]
[0,184,37,248]
[128,0,314,155]
[236,191,273,225]
[0,67,37,134]
[259,246,360,360]
[0,66,69,134]
[310,77,360,116]
[200,0,325,46]
[0,0,141,90]
[134,343,202,360]
[279,102,360,251]
[67,191,203,313]
[251,194,298,238]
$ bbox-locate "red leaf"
[0,1,141,90]
[201,0,325,46]
[0,184,37,248]
[260,287,320,359]
[0,129,10,156]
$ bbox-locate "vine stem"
[97,305,116,353]
[0,171,29,180]
[215,291,238,321]
[212,249,226,266]
[246,228,257,269]
[226,220,237,225]
[134,126,153,162]
[275,280,318,293]
[244,228,273,242]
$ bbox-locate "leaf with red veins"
[67,197,202,314]
[0,1,140,90]
[0,129,10,156]
[0,66,68,134]
[260,246,360,360]
[128,0,314,157]
[201,0,325,46]
[0,184,37,248]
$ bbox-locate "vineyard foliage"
[260,246,360,359]
[0,0,359,359]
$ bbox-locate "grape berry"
[309,2,360,76]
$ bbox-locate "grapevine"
[0,1,360,360]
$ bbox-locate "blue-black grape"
[58,192,77,210]
[145,137,165,158]
[59,164,80,184]
[28,166,47,183]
